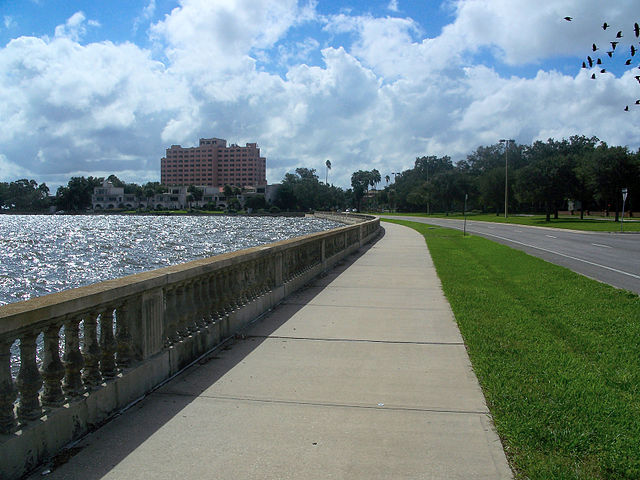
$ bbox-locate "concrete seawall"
[0,213,380,479]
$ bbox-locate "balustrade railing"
[0,214,379,457]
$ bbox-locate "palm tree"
[385,174,390,185]
[325,159,332,185]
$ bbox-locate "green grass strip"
[376,213,640,232]
[384,219,640,480]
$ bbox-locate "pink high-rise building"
[160,137,267,188]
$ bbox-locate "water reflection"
[0,214,340,306]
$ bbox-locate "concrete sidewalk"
[32,222,512,479]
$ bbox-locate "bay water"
[0,214,340,306]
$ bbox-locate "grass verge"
[377,213,640,232]
[384,219,640,479]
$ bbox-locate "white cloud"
[0,154,30,181]
[53,12,100,42]
[388,0,400,13]
[0,0,639,192]
[445,0,640,64]
[134,0,156,33]
[4,16,17,30]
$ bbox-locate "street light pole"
[621,188,628,233]
[499,139,514,219]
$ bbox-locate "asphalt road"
[385,216,640,295]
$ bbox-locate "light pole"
[499,139,514,219]
[463,193,468,236]
[621,188,628,232]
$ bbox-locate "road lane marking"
[592,243,612,249]
[472,231,640,280]
[545,235,557,238]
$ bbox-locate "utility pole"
[499,139,514,219]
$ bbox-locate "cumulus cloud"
[133,0,157,33]
[4,16,17,30]
[53,12,100,42]
[0,0,638,191]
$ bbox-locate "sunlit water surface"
[0,214,340,306]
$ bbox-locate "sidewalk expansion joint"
[246,335,464,346]
[280,302,440,311]
[156,391,489,416]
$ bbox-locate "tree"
[588,144,639,221]
[244,194,266,211]
[350,170,371,211]
[516,155,565,221]
[0,179,51,211]
[187,185,203,207]
[56,176,102,211]
[106,174,124,188]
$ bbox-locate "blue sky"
[1,0,639,190]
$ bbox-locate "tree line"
[2,136,638,217]
[378,136,639,221]
[0,175,168,212]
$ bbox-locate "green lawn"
[384,219,640,479]
[377,212,640,232]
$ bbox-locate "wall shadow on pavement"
[35,228,385,480]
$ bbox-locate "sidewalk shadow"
[38,228,386,479]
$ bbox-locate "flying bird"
[617,31,623,38]
[631,45,637,56]
[596,58,602,65]
[626,59,633,65]
[582,61,587,68]
[564,16,572,21]
[611,41,618,50]
[635,75,640,83]
[587,56,594,67]
[600,69,606,73]
[591,73,596,79]
[592,43,598,51]
[607,51,613,57]
[636,100,640,104]
[624,105,629,111]
[634,22,639,37]
[602,22,609,30]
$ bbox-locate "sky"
[1,0,639,191]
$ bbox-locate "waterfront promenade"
[28,222,511,479]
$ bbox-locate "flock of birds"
[565,17,640,110]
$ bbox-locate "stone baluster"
[191,279,205,329]
[99,307,118,378]
[116,300,134,370]
[82,311,102,389]
[248,261,258,300]
[195,276,207,324]
[233,266,244,308]
[175,284,191,338]
[200,275,215,324]
[164,286,179,345]
[266,256,275,291]
[221,270,232,314]
[254,259,265,296]
[0,338,17,433]
[16,330,43,423]
[214,271,227,318]
[62,314,85,399]
[208,273,221,320]
[238,265,249,305]
[199,277,212,325]
[41,323,66,408]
